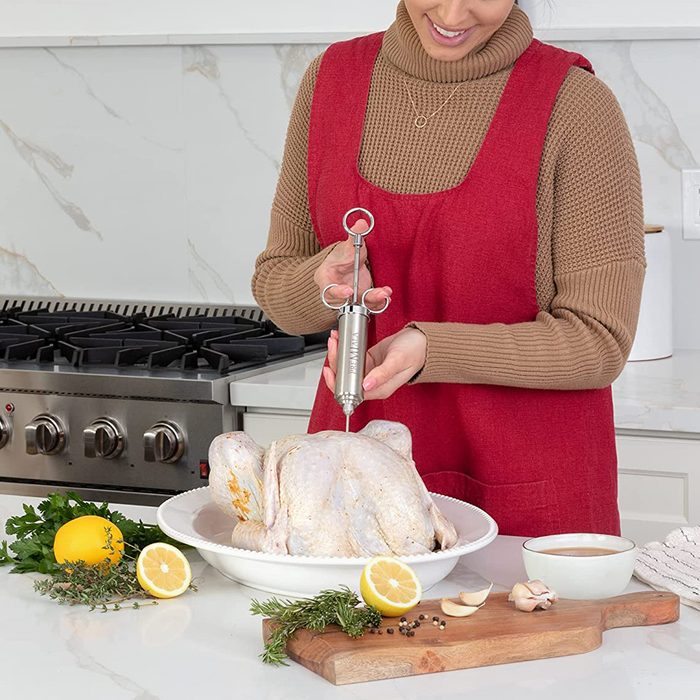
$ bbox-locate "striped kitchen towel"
[634,526,700,610]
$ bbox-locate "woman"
[252,0,645,537]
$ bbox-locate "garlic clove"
[507,582,532,603]
[512,596,540,612]
[440,598,482,617]
[458,583,493,607]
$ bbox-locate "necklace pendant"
[414,115,428,129]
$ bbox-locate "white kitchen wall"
[0,17,699,346]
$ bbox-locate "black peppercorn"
[414,621,420,628]
[387,628,394,635]
[400,617,407,622]
[432,616,439,622]
[408,630,415,637]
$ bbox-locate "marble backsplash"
[0,39,698,347]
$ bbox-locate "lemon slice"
[136,543,192,599]
[359,556,422,617]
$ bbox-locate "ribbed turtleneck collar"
[382,1,534,83]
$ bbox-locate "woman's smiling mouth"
[427,16,477,46]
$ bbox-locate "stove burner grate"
[0,310,329,373]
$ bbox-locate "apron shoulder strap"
[469,39,596,194]
[307,33,384,242]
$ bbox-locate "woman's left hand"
[323,327,427,401]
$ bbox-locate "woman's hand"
[323,327,427,401]
[313,219,392,311]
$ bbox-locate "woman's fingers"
[349,219,369,234]
[322,365,335,392]
[362,286,393,311]
[323,284,354,305]
[327,331,338,372]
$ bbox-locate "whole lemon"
[53,515,124,568]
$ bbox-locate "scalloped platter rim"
[157,486,498,596]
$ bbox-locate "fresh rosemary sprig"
[250,586,382,665]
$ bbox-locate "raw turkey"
[208,420,458,557]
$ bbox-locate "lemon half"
[136,543,192,599]
[360,556,422,617]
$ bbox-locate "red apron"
[306,34,621,538]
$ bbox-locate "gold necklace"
[403,78,460,129]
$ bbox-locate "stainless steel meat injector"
[321,208,390,431]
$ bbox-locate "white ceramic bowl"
[157,486,497,597]
[522,533,637,600]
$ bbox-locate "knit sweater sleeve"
[251,52,338,334]
[410,68,646,390]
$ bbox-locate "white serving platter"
[157,486,498,597]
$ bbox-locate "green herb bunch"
[250,586,382,665]
[32,529,161,612]
[0,491,179,574]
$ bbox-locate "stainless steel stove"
[0,296,326,504]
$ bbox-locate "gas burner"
[17,309,128,339]
[0,320,54,362]
[0,308,329,375]
[58,333,199,369]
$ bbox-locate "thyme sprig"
[32,530,196,612]
[250,586,382,665]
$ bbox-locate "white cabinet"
[616,433,700,545]
[242,409,311,447]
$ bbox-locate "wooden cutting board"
[262,591,679,685]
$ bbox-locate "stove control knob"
[26,414,66,456]
[84,418,125,459]
[144,421,185,464]
[0,416,11,449]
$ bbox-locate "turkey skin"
[208,420,458,557]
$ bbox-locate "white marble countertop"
[1,493,699,699]
[231,349,700,434]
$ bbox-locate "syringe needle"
[345,413,350,433]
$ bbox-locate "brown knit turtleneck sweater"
[252,2,645,390]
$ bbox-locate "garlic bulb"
[508,580,558,612]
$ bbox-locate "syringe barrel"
[334,304,369,415]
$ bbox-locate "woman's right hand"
[313,219,392,310]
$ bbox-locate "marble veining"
[0,244,61,295]
[64,622,161,699]
[274,44,326,108]
[187,238,236,302]
[183,46,280,172]
[562,41,699,171]
[0,119,102,239]
[46,48,181,154]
